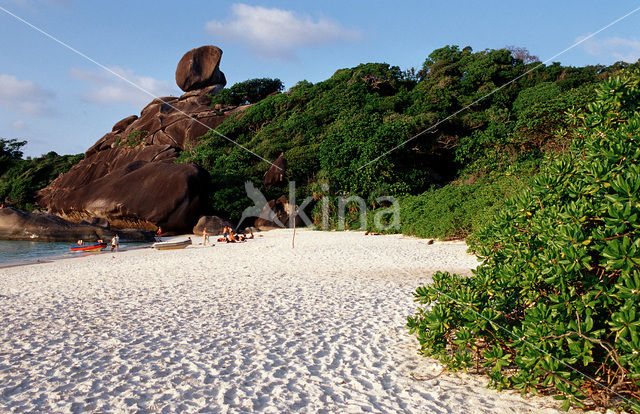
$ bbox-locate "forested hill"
[0,140,82,212]
[2,45,636,236]
[178,45,634,227]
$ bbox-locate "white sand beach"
[0,229,563,413]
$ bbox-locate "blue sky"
[1,0,639,157]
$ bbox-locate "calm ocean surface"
[0,240,150,267]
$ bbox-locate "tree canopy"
[0,139,82,210]
[180,45,629,222]
[0,138,27,173]
[211,77,284,106]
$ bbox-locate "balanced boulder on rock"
[175,45,226,92]
[36,45,244,233]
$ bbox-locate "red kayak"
[70,242,108,252]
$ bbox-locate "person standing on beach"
[202,228,208,246]
[156,226,162,242]
[110,234,119,252]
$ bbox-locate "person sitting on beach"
[222,226,233,242]
[77,239,83,245]
[222,226,241,243]
[237,228,255,241]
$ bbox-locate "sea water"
[0,240,149,267]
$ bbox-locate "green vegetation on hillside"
[398,162,537,240]
[0,139,83,211]
[2,45,635,239]
[408,70,640,411]
[211,78,284,106]
[180,45,629,233]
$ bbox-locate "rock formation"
[37,45,245,233]
[263,152,286,186]
[38,160,211,231]
[80,217,110,229]
[0,207,153,242]
[192,215,231,236]
[83,83,228,159]
[254,196,303,230]
[175,45,226,92]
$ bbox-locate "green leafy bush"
[126,130,147,146]
[112,130,147,147]
[408,70,640,411]
[398,166,534,239]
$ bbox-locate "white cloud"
[9,0,71,8]
[580,36,640,63]
[11,120,27,130]
[0,74,54,115]
[70,66,173,107]
[205,3,361,60]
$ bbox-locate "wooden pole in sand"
[291,205,297,249]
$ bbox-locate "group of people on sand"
[199,226,253,245]
[75,233,119,252]
[156,225,253,246]
[221,226,254,243]
[75,224,254,252]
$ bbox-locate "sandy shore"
[0,229,562,413]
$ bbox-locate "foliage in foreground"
[408,70,640,411]
[0,139,83,211]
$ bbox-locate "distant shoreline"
[0,240,152,269]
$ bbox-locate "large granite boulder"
[37,45,250,233]
[112,115,138,132]
[175,46,226,92]
[192,215,232,236]
[84,87,241,158]
[80,217,110,229]
[263,152,286,186]
[38,160,210,232]
[254,196,303,230]
[0,207,153,242]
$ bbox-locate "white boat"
[152,238,192,250]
